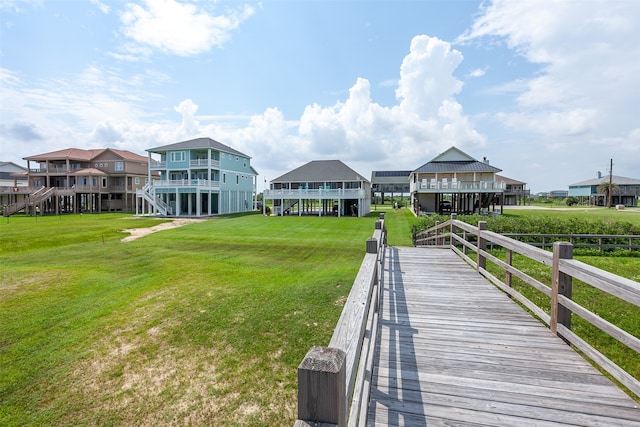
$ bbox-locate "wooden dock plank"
[367,246,640,426]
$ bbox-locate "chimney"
[597,171,602,179]
[483,157,489,164]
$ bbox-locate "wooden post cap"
[298,346,347,426]
[366,238,378,254]
[298,346,346,373]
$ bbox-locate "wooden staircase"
[136,183,172,216]
[3,187,56,217]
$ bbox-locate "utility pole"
[608,158,613,208]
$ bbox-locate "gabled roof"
[0,161,27,172]
[412,146,502,174]
[495,174,526,185]
[23,148,147,162]
[569,175,640,187]
[147,137,250,158]
[272,160,369,183]
[430,146,476,162]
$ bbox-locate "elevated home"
[4,148,150,216]
[264,160,371,217]
[495,174,530,206]
[410,147,504,215]
[138,137,258,217]
[370,170,411,205]
[569,174,640,207]
[0,161,28,213]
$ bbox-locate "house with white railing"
[410,146,505,215]
[263,160,371,217]
[137,137,258,217]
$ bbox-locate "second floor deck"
[264,188,367,199]
[411,179,506,193]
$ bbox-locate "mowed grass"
[2,206,638,425]
[0,213,378,426]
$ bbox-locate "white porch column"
[196,190,201,216]
[175,189,180,216]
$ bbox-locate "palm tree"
[597,182,620,208]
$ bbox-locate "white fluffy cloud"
[459,0,640,142]
[118,0,255,57]
[289,36,483,173]
[1,33,484,181]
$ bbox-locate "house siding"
[139,138,257,217]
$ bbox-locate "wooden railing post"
[366,237,378,254]
[551,242,573,336]
[477,221,487,271]
[435,221,440,246]
[450,213,457,248]
[297,346,347,426]
[505,249,513,290]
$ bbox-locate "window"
[223,173,226,184]
[135,177,140,184]
[243,160,247,168]
[170,151,185,162]
[102,177,107,188]
[115,161,124,171]
[236,175,239,185]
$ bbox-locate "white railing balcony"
[411,180,506,192]
[189,159,220,168]
[150,161,166,169]
[264,188,366,199]
[152,179,220,189]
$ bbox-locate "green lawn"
[1,208,638,425]
[0,213,378,426]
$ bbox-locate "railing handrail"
[295,214,386,427]
[152,179,220,188]
[416,223,640,251]
[265,188,365,197]
[415,215,640,398]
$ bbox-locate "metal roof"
[495,174,526,185]
[147,137,250,158]
[412,160,502,174]
[272,160,369,183]
[569,175,640,187]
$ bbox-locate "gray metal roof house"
[410,146,505,215]
[569,174,640,207]
[263,160,371,217]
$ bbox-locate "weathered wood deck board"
[367,246,640,426]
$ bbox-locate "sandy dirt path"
[121,218,205,242]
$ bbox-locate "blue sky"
[1,0,638,193]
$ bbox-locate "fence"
[414,214,640,398]
[295,214,386,427]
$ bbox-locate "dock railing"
[295,214,386,427]
[414,214,640,399]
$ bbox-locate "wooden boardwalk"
[367,246,640,426]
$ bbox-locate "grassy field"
[0,213,378,426]
[1,207,638,425]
